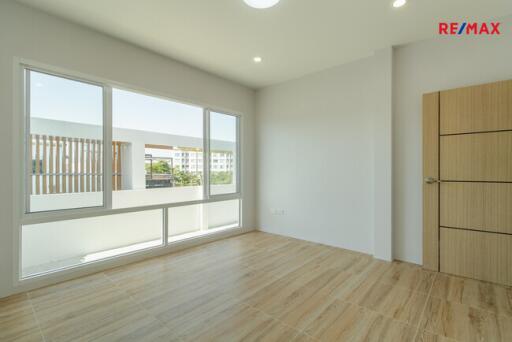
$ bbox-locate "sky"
[30,70,236,142]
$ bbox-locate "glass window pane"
[209,112,237,196]
[21,210,163,278]
[168,200,240,242]
[27,70,104,212]
[112,88,203,209]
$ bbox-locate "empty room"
[1,0,511,341]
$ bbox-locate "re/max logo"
[439,22,501,35]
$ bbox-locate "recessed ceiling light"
[244,0,281,9]
[393,0,407,8]
[253,56,263,63]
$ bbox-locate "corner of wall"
[373,47,393,262]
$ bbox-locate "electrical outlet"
[271,208,285,215]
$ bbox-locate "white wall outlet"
[271,208,285,215]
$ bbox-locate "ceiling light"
[392,0,407,8]
[253,56,262,63]
[244,0,281,9]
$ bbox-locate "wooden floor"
[1,232,511,342]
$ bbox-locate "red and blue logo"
[439,22,501,35]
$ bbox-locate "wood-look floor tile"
[4,232,512,342]
[70,311,177,342]
[104,257,183,283]
[420,296,512,341]
[415,330,459,342]
[191,305,299,342]
[354,281,428,326]
[303,300,418,342]
[328,261,390,304]
[244,276,312,316]
[276,255,356,293]
[29,273,109,303]
[344,255,391,276]
[172,302,248,340]
[219,268,280,302]
[431,273,512,317]
[0,293,43,342]
[29,274,173,342]
[37,299,173,342]
[379,261,436,293]
[276,285,339,332]
[245,243,329,278]
[291,333,319,341]
[113,261,247,302]
[161,295,244,335]
[28,273,121,319]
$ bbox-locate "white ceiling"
[17,0,512,88]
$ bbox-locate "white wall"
[257,23,512,265]
[256,49,393,257]
[0,1,255,298]
[393,28,512,264]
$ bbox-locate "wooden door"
[423,80,512,286]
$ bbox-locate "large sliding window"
[20,65,242,279]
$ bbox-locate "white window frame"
[205,109,242,200]
[14,60,243,282]
[23,66,111,216]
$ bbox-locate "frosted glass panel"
[168,200,240,241]
[22,210,163,277]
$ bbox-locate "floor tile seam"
[413,271,437,341]
[27,294,48,342]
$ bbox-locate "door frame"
[423,92,440,271]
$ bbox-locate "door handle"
[424,177,440,184]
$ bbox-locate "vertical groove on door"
[423,92,440,271]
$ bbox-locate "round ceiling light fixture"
[253,56,263,63]
[244,0,281,9]
[392,0,407,8]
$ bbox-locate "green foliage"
[172,167,201,186]
[146,161,201,187]
[145,160,171,174]
[211,171,233,185]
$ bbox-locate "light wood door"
[440,131,512,181]
[440,80,512,135]
[440,228,512,286]
[423,80,512,286]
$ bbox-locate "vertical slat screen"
[85,139,91,192]
[28,134,120,195]
[97,140,103,191]
[112,143,116,191]
[91,140,96,192]
[28,134,33,195]
[49,136,54,194]
[68,137,73,193]
[42,135,47,194]
[80,138,85,192]
[61,137,67,193]
[55,136,61,193]
[116,142,122,190]
[74,138,79,193]
[35,135,40,194]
